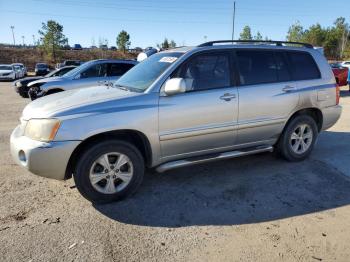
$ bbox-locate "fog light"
[18,150,26,163]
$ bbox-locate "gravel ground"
[1,82,350,262]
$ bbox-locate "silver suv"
[27,59,137,99]
[10,40,342,203]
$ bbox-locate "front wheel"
[277,115,318,162]
[74,140,145,203]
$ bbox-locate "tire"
[19,90,29,98]
[74,140,145,203]
[277,115,318,162]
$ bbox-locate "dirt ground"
[0,82,350,262]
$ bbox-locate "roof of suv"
[165,40,316,54]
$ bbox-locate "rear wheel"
[74,140,145,203]
[277,115,318,161]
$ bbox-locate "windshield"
[115,52,184,91]
[36,64,47,68]
[62,61,94,78]
[45,68,60,77]
[0,65,13,70]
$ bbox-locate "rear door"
[235,49,299,145]
[73,62,109,88]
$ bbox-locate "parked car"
[28,59,137,99]
[0,64,16,81]
[330,63,349,86]
[13,65,24,79]
[12,63,27,76]
[13,66,77,98]
[73,44,83,50]
[100,45,108,50]
[35,63,50,76]
[110,46,117,51]
[56,60,81,69]
[341,61,350,69]
[10,40,342,203]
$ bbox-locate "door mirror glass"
[164,78,187,96]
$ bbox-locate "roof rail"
[198,40,313,48]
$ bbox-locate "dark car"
[56,60,81,69]
[35,63,50,76]
[73,44,83,50]
[13,66,76,98]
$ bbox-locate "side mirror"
[164,78,186,96]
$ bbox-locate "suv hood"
[22,85,141,119]
[28,76,64,87]
[0,70,13,74]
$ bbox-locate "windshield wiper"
[114,84,130,91]
[114,84,141,93]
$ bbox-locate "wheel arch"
[65,129,152,179]
[285,107,323,133]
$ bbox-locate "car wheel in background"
[74,140,145,203]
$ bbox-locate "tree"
[169,40,177,48]
[38,20,67,62]
[254,31,263,40]
[161,38,170,49]
[116,30,131,53]
[303,23,326,46]
[286,21,304,42]
[239,26,252,40]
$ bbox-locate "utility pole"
[10,26,15,46]
[21,36,25,46]
[32,35,36,46]
[231,1,236,40]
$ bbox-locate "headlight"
[24,119,61,142]
[16,81,22,87]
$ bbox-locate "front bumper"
[321,105,342,130]
[0,75,15,80]
[10,125,80,180]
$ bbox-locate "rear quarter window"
[287,51,321,81]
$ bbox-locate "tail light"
[336,84,340,105]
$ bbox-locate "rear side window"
[80,63,107,78]
[236,50,278,85]
[274,52,291,82]
[109,63,135,77]
[287,52,320,80]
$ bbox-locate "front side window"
[287,52,321,80]
[236,50,277,85]
[80,63,107,78]
[174,52,231,91]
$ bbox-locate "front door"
[159,51,238,159]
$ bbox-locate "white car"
[12,63,27,77]
[341,61,350,69]
[13,65,24,79]
[0,64,17,81]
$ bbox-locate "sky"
[0,0,349,48]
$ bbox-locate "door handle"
[282,85,296,92]
[220,93,236,101]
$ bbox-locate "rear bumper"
[321,105,342,130]
[10,125,80,180]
